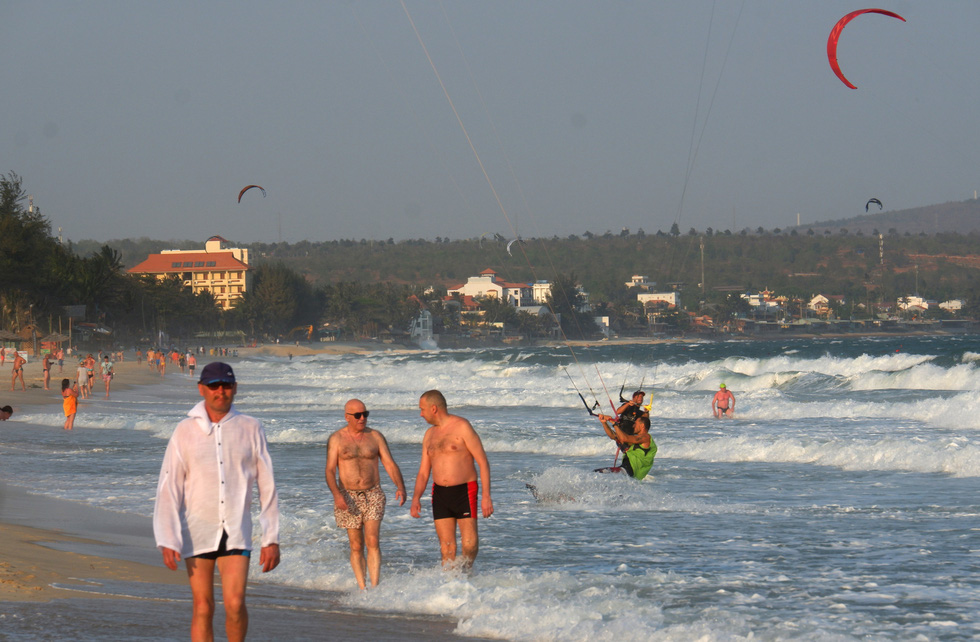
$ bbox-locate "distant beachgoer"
[0,405,13,420]
[712,383,735,418]
[57,348,64,373]
[85,354,96,394]
[598,414,657,480]
[187,353,197,377]
[62,378,78,430]
[10,352,26,391]
[325,398,406,589]
[0,346,5,366]
[136,349,143,365]
[75,360,90,399]
[410,390,493,570]
[42,352,54,390]
[153,362,280,641]
[101,355,114,399]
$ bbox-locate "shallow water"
[4,335,980,640]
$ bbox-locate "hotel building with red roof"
[447,269,532,307]
[127,236,252,310]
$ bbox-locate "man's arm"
[410,432,432,518]
[597,414,618,441]
[161,547,181,571]
[254,424,280,549]
[259,543,281,573]
[153,436,187,560]
[376,432,406,505]
[324,432,348,511]
[462,421,493,518]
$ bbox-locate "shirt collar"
[188,400,239,435]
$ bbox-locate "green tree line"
[9,166,980,348]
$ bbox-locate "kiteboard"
[593,466,625,475]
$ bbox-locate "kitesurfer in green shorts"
[597,414,657,480]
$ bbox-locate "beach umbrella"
[0,330,21,341]
[42,332,70,343]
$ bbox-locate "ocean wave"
[668,433,980,477]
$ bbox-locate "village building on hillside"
[531,281,551,305]
[447,268,592,326]
[897,295,935,312]
[625,275,657,291]
[637,292,680,308]
[939,299,964,313]
[448,269,531,307]
[808,294,845,318]
[128,236,252,310]
[741,289,784,318]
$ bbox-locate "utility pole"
[700,236,705,305]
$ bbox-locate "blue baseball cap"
[198,362,236,385]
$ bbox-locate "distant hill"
[798,198,980,236]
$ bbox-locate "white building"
[638,292,680,308]
[531,281,551,305]
[448,269,531,307]
[593,316,611,338]
[897,295,934,311]
[742,290,781,312]
[625,275,656,290]
[807,294,840,312]
[939,299,964,313]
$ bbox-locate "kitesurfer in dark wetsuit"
[615,390,649,436]
[597,414,657,480]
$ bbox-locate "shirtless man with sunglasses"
[325,398,405,589]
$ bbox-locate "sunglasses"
[204,381,234,390]
[346,411,370,419]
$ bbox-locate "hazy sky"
[3,1,978,245]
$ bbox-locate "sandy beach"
[0,348,470,640]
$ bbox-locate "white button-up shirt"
[153,400,279,557]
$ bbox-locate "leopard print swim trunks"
[334,484,386,529]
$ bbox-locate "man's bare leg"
[216,555,250,642]
[457,517,479,570]
[185,558,217,642]
[363,519,382,587]
[347,527,367,590]
[434,518,458,566]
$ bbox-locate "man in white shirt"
[153,362,280,642]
